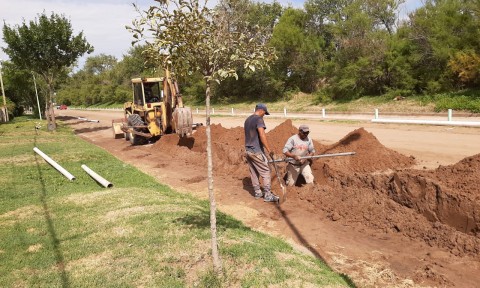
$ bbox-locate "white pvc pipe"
[77,117,99,123]
[371,118,480,127]
[374,108,379,119]
[448,109,452,121]
[322,108,326,118]
[231,108,234,115]
[81,164,112,188]
[284,107,287,117]
[33,147,75,180]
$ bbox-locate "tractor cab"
[132,77,163,107]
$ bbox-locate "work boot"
[264,192,279,203]
[254,191,264,199]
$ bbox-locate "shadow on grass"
[175,204,356,287]
[174,206,247,232]
[34,133,70,288]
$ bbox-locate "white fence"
[68,106,480,127]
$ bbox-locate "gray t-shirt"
[244,114,266,153]
[282,134,315,164]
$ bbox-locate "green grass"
[0,116,353,287]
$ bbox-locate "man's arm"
[258,127,274,157]
[306,139,315,165]
[283,137,301,161]
[308,140,315,156]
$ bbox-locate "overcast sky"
[0,0,423,69]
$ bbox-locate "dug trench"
[61,113,480,287]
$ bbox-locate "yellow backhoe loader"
[112,69,199,145]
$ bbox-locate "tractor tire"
[128,114,147,145]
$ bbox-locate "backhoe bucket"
[173,107,193,137]
[112,119,126,139]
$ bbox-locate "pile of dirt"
[386,155,480,256]
[152,120,480,259]
[318,127,416,173]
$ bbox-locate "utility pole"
[32,72,42,120]
[0,59,8,122]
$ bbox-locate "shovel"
[269,154,287,204]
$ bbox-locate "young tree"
[128,0,276,274]
[2,12,93,130]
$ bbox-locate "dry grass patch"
[66,251,114,275]
[0,205,43,227]
[111,226,134,237]
[26,243,43,253]
[62,189,126,205]
[329,252,419,288]
[0,154,37,166]
[103,205,166,222]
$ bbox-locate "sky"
[0,0,424,69]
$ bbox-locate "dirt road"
[58,109,480,287]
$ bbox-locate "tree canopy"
[2,11,93,129]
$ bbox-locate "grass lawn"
[0,117,353,287]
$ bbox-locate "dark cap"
[299,124,309,132]
[255,103,270,115]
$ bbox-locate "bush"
[431,91,480,112]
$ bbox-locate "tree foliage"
[448,50,480,86]
[3,0,477,112]
[404,0,480,92]
[2,12,93,129]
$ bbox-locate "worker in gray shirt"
[282,124,315,186]
[244,103,280,202]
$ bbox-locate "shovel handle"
[269,154,287,204]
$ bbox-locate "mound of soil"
[153,120,480,262]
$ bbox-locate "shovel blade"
[278,184,287,204]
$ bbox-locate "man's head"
[298,124,310,139]
[255,103,270,115]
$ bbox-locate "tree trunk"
[205,80,222,274]
[46,85,56,131]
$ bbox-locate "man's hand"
[269,151,275,159]
[293,155,301,161]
